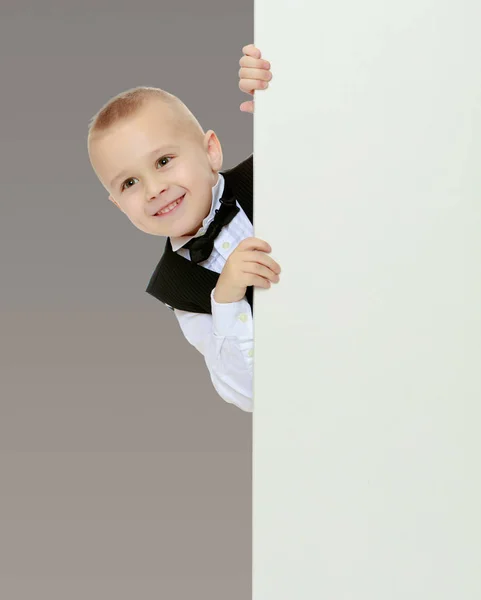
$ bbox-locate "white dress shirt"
[169,173,254,412]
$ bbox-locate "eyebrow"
[110,144,180,188]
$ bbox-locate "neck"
[179,170,220,238]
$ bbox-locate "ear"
[108,195,123,212]
[204,130,223,172]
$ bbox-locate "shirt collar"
[170,172,225,252]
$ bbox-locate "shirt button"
[198,228,205,235]
[248,349,254,358]
[238,313,248,323]
[222,241,230,250]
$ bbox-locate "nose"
[145,177,168,202]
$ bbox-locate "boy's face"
[89,98,223,238]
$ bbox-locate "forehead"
[90,99,189,189]
[99,99,181,153]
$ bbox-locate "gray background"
[0,1,253,598]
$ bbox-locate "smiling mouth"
[154,194,185,216]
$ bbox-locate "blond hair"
[87,86,205,148]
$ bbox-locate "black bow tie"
[184,182,239,264]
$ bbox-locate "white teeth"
[158,197,181,215]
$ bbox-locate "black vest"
[145,154,253,314]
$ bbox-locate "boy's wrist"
[213,287,231,304]
[213,285,244,304]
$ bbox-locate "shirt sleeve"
[172,289,254,412]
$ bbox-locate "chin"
[144,212,202,239]
[177,216,204,238]
[163,223,193,239]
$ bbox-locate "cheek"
[123,189,143,211]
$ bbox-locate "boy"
[87,44,280,413]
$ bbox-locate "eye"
[156,155,173,168]
[121,177,138,191]
[120,156,173,192]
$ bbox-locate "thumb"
[240,100,254,113]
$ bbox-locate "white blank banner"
[253,2,481,598]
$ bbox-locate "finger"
[239,55,271,70]
[237,237,271,253]
[246,274,271,289]
[239,78,269,94]
[242,44,261,59]
[243,252,281,274]
[238,67,272,82]
[240,100,254,113]
[243,262,280,283]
